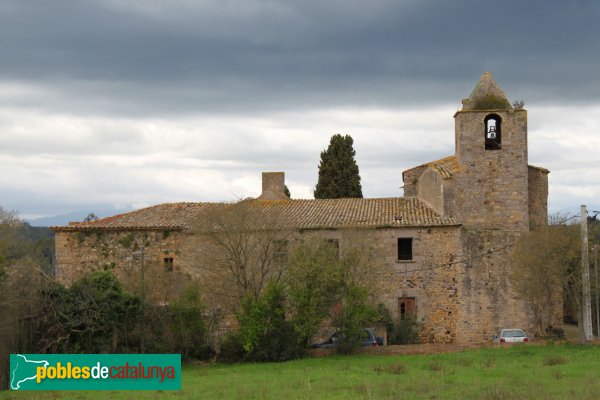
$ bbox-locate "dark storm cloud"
[1,0,599,115]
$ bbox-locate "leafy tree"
[331,285,379,354]
[286,236,379,353]
[40,271,142,353]
[171,282,212,360]
[314,134,363,199]
[236,283,301,362]
[286,240,342,347]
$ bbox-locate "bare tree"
[195,200,292,311]
[510,220,580,336]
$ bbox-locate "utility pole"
[139,247,146,353]
[595,244,599,338]
[581,205,593,342]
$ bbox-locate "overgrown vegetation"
[471,93,512,110]
[197,203,383,361]
[0,207,217,389]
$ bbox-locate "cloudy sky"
[1,0,599,222]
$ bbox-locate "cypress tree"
[314,134,363,199]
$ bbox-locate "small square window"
[397,238,413,260]
[164,257,174,272]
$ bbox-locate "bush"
[237,283,303,362]
[388,316,421,345]
[40,271,142,353]
[218,333,246,363]
[140,281,215,360]
[171,283,211,360]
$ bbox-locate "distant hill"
[27,208,133,227]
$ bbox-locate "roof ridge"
[51,196,460,231]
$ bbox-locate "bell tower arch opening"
[484,114,502,150]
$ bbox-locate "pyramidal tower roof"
[462,72,512,111]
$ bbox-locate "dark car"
[311,328,384,348]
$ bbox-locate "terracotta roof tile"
[51,197,459,231]
[404,155,461,179]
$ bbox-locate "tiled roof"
[404,155,461,179]
[51,197,460,232]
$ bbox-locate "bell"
[487,126,496,139]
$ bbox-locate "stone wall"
[452,109,529,230]
[416,167,444,215]
[528,166,549,228]
[55,221,551,344]
[55,224,473,343]
[54,229,188,287]
[455,229,535,342]
[402,165,427,197]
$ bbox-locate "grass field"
[3,343,600,399]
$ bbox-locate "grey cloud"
[1,0,599,116]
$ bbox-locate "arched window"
[484,114,502,150]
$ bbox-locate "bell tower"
[452,72,529,230]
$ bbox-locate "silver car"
[493,329,529,343]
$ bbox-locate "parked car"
[493,328,529,343]
[311,328,384,348]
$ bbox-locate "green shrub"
[218,333,246,363]
[237,283,303,362]
[388,316,421,345]
[40,271,142,353]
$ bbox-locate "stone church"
[52,72,556,343]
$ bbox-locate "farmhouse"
[51,72,558,343]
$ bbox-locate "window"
[398,297,416,320]
[484,114,502,150]
[163,257,174,272]
[397,238,413,260]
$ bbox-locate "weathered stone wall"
[452,109,529,230]
[402,166,427,197]
[55,222,549,344]
[455,229,535,342]
[55,224,471,343]
[54,229,188,286]
[528,166,549,228]
[416,167,444,215]
[254,226,466,343]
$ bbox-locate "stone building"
[52,72,556,343]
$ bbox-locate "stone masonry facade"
[52,72,556,344]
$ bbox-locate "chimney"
[258,172,289,200]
